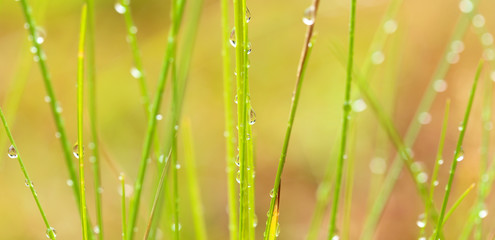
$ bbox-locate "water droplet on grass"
[247,42,252,54]
[246,7,251,23]
[73,143,83,159]
[456,148,464,162]
[418,112,432,125]
[383,19,398,34]
[235,155,240,166]
[416,172,428,183]
[275,222,281,237]
[171,223,182,232]
[459,0,474,13]
[130,67,142,79]
[472,14,485,28]
[249,108,256,125]
[371,51,385,65]
[416,213,426,228]
[369,157,386,175]
[229,27,236,47]
[302,5,315,26]
[114,2,126,14]
[352,99,367,112]
[236,170,241,184]
[66,179,74,187]
[46,227,56,238]
[156,114,163,121]
[479,209,488,219]
[8,145,18,158]
[269,188,275,198]
[433,79,447,92]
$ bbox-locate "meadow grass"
[5,0,495,239]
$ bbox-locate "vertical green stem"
[220,0,238,236]
[0,108,56,240]
[434,61,483,240]
[126,0,186,238]
[78,4,89,240]
[328,0,356,238]
[264,0,320,238]
[120,173,127,240]
[86,0,103,238]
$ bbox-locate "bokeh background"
[1,0,495,239]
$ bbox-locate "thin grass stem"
[0,109,56,240]
[434,60,483,240]
[120,173,127,240]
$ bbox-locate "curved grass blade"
[434,60,483,240]
[126,0,187,238]
[77,4,89,240]
[0,109,56,240]
[263,0,320,238]
[327,0,356,237]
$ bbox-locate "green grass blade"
[182,119,208,240]
[263,1,320,239]
[120,173,127,240]
[220,0,238,236]
[143,150,171,240]
[327,0,356,237]
[443,183,476,225]
[77,4,89,240]
[85,0,103,238]
[126,0,187,238]
[0,109,56,240]
[420,99,450,237]
[434,60,483,240]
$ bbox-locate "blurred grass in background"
[1,0,495,239]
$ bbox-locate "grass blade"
[327,0,356,237]
[85,0,103,238]
[182,119,208,240]
[0,109,56,240]
[263,0,320,238]
[126,0,187,237]
[77,4,89,240]
[220,0,238,236]
[120,173,127,240]
[434,60,483,240]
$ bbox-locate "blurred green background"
[1,0,495,239]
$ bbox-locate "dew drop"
[481,33,493,46]
[73,143,83,159]
[130,67,142,79]
[438,159,444,165]
[249,108,256,125]
[236,170,241,184]
[94,225,100,234]
[275,222,281,237]
[66,179,74,187]
[229,27,236,47]
[302,5,315,26]
[156,114,163,121]
[235,154,240,167]
[171,223,182,232]
[418,112,432,125]
[434,180,439,186]
[46,227,56,239]
[33,55,40,62]
[472,14,485,28]
[247,42,252,54]
[479,209,488,219]
[446,51,460,64]
[456,148,465,162]
[246,7,251,23]
[331,235,340,240]
[352,99,367,112]
[369,157,386,175]
[416,213,426,228]
[269,188,275,198]
[459,0,474,13]
[451,40,465,53]
[25,179,31,187]
[129,26,138,34]
[175,163,181,169]
[252,214,258,227]
[8,145,18,159]
[416,172,428,183]
[234,95,238,104]
[30,46,37,54]
[383,19,398,34]
[484,49,495,61]
[55,132,61,138]
[433,79,447,92]
[114,2,126,14]
[371,51,385,65]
